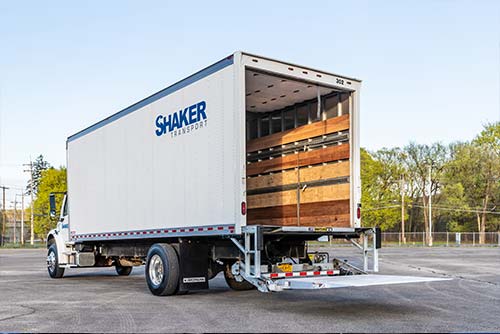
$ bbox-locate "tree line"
[28,123,499,242]
[361,122,499,244]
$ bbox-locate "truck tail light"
[357,204,361,219]
[241,201,247,215]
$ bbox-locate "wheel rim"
[149,254,164,287]
[47,250,56,273]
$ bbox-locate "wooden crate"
[246,114,351,227]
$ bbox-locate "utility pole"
[20,193,25,245]
[23,160,34,245]
[0,185,9,246]
[400,174,406,244]
[428,165,433,247]
[12,199,17,244]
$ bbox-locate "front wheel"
[47,244,65,278]
[145,243,180,296]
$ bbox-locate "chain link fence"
[314,231,500,247]
[380,232,500,247]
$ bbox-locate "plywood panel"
[247,114,350,153]
[246,144,350,176]
[247,162,350,191]
[247,215,351,227]
[247,183,350,209]
[247,199,349,219]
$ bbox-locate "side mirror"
[49,193,57,218]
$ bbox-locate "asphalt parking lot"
[0,247,499,333]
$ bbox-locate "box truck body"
[67,56,242,238]
[67,53,360,241]
[46,52,447,295]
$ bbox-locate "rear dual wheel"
[145,243,181,296]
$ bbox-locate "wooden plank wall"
[246,114,351,227]
[247,114,350,152]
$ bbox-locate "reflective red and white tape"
[265,269,340,279]
[72,224,236,240]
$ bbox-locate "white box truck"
[46,52,446,295]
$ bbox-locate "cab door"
[57,195,70,242]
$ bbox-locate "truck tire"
[47,244,65,279]
[115,265,133,276]
[224,263,255,291]
[145,243,180,296]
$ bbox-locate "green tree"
[403,142,448,244]
[439,181,473,232]
[361,148,405,230]
[33,167,67,239]
[445,123,500,242]
[26,154,51,196]
[473,122,500,236]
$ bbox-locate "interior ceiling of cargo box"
[245,70,339,112]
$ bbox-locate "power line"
[364,202,500,215]
[362,205,401,212]
[415,203,493,212]
[411,204,500,215]
[0,185,25,191]
[365,197,499,212]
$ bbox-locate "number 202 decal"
[336,78,344,85]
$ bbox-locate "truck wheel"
[224,264,255,291]
[47,244,65,279]
[115,265,133,276]
[145,243,180,296]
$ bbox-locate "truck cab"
[46,194,71,278]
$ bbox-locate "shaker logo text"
[155,101,208,138]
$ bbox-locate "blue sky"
[0,0,499,203]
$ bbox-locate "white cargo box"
[67,52,362,242]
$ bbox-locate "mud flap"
[177,241,209,292]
